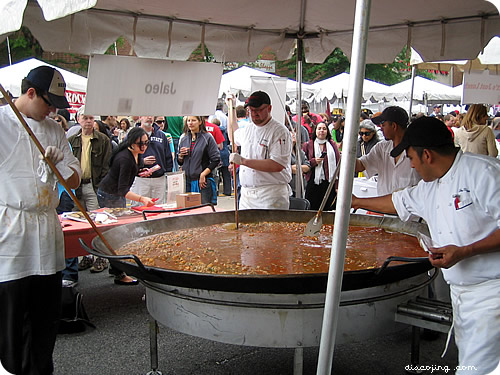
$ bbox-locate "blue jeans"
[97,189,126,208]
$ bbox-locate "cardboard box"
[176,193,201,208]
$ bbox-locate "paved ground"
[53,195,460,375]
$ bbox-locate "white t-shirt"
[359,140,421,195]
[234,117,292,188]
[392,151,500,286]
[0,105,81,282]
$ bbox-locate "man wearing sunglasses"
[0,66,81,375]
[354,106,421,196]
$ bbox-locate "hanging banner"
[85,55,223,116]
[250,76,288,124]
[65,89,86,115]
[462,70,500,105]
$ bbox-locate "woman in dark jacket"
[97,127,155,285]
[178,116,221,204]
[302,122,340,211]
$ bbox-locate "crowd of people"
[0,65,498,375]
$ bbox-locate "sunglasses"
[55,118,62,123]
[156,120,165,124]
[135,141,150,147]
[39,95,52,107]
[359,131,373,136]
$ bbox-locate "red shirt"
[205,121,225,145]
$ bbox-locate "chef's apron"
[450,278,500,374]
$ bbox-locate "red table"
[61,205,220,258]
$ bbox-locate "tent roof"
[410,36,500,71]
[389,76,462,103]
[1,0,498,64]
[310,72,401,102]
[0,58,87,97]
[218,66,316,99]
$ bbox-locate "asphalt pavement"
[53,195,459,375]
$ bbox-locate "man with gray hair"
[355,106,421,195]
[130,115,173,204]
[68,105,112,273]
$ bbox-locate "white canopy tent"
[1,1,499,374]
[410,36,500,72]
[390,76,462,103]
[0,58,87,96]
[218,66,317,101]
[310,72,402,102]
[1,1,498,65]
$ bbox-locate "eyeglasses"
[39,95,52,107]
[359,131,373,136]
[156,120,165,124]
[135,141,150,147]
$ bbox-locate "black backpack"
[58,287,95,334]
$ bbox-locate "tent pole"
[295,38,304,199]
[316,0,372,373]
[409,65,416,116]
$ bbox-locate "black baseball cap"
[245,91,271,108]
[371,106,408,127]
[390,116,454,157]
[26,66,70,108]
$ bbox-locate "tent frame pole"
[409,65,416,116]
[316,0,372,373]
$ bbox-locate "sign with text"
[86,55,223,116]
[65,89,86,114]
[462,70,500,105]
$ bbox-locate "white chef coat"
[392,151,500,286]
[0,105,81,282]
[359,140,421,195]
[234,118,292,188]
[392,151,500,373]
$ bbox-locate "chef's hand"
[428,245,467,269]
[45,146,64,164]
[230,152,243,165]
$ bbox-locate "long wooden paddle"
[227,96,239,229]
[0,83,116,255]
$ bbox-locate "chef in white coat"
[352,116,500,375]
[0,66,81,375]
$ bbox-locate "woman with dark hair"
[97,127,155,285]
[302,122,340,211]
[178,116,220,204]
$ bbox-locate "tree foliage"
[0,27,43,68]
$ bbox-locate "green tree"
[0,27,43,68]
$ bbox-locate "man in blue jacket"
[130,116,173,204]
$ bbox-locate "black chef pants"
[0,272,62,375]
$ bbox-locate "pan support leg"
[146,318,162,375]
[293,347,303,375]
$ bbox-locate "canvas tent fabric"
[0,1,498,64]
[0,58,87,97]
[410,36,500,71]
[388,76,463,103]
[310,72,403,102]
[218,66,317,100]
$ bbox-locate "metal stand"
[146,318,162,375]
[294,347,303,375]
[395,297,452,374]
